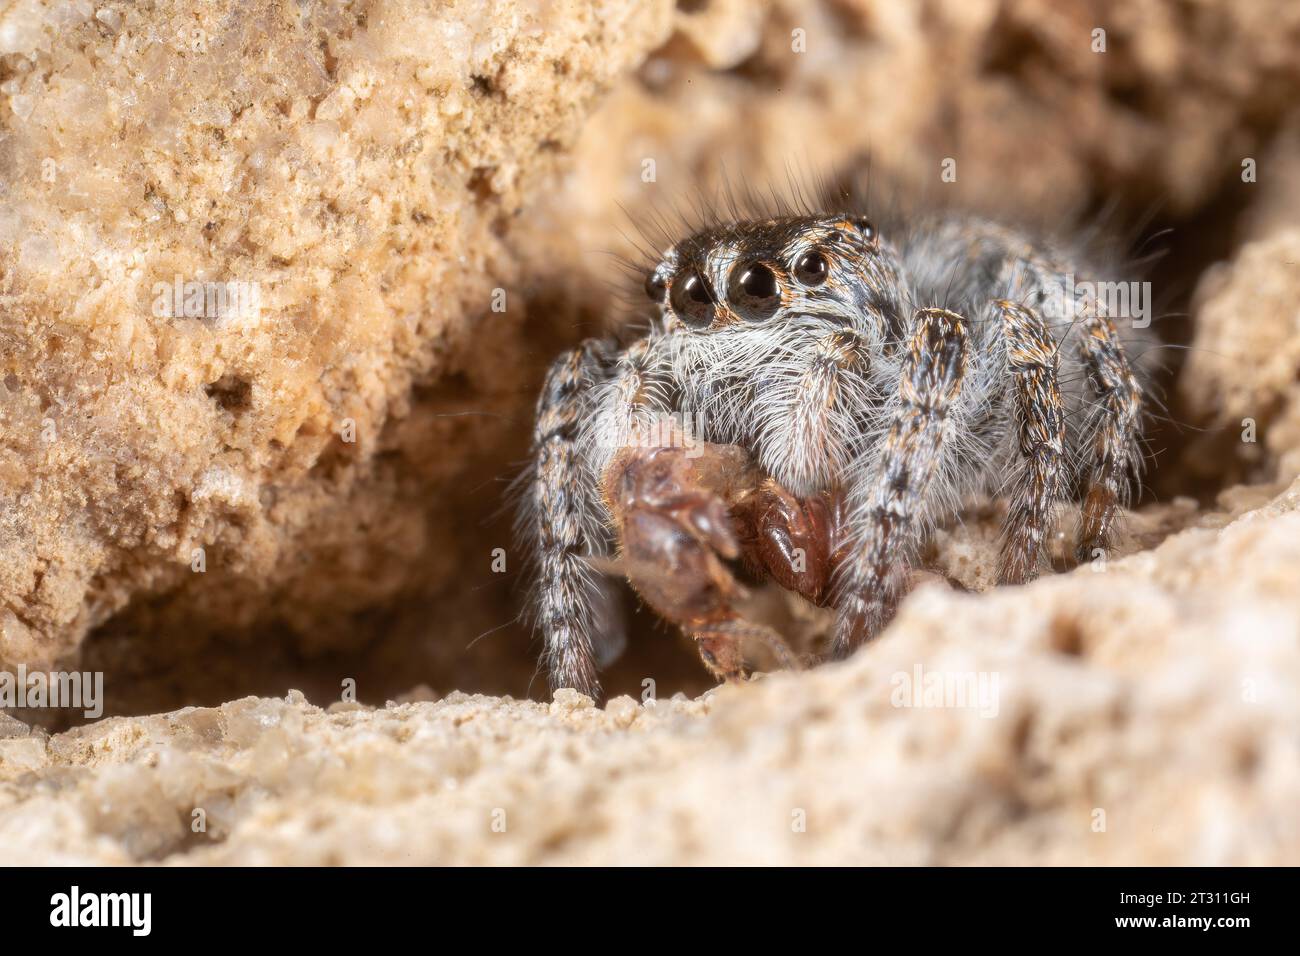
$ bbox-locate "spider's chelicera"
[522,209,1145,698]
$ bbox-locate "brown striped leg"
[995,300,1068,585]
[1075,313,1143,564]
[833,308,969,658]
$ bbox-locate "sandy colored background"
[1,0,1299,863]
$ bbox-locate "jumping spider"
[522,206,1144,698]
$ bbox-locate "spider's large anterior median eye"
[728,261,781,320]
[670,269,715,327]
[793,250,829,286]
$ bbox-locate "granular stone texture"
[2,469,1297,864]
[0,0,674,684]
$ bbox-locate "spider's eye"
[853,218,877,241]
[728,261,780,320]
[793,250,829,286]
[644,271,667,303]
[670,270,715,327]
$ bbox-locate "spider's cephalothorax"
[521,210,1144,698]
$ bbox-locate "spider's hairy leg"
[832,308,969,658]
[586,332,682,479]
[1075,312,1143,565]
[527,339,619,699]
[995,299,1068,585]
[530,328,682,697]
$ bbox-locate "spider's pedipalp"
[586,330,677,483]
[751,326,878,497]
[832,307,970,658]
[995,299,1069,585]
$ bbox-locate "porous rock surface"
[2,467,1298,864]
[2,0,1300,864]
[0,0,673,681]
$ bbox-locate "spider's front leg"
[602,432,803,682]
[527,340,622,699]
[832,307,970,658]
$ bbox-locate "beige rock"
[1180,230,1300,484]
[0,0,675,681]
[2,472,1298,864]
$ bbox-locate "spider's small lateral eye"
[728,261,781,320]
[793,250,829,286]
[670,269,715,327]
[644,271,667,303]
[853,218,877,241]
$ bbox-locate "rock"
[1180,230,1300,484]
[0,0,674,680]
[3,468,1298,864]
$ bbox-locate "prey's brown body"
[604,430,844,681]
